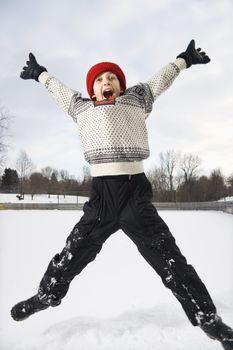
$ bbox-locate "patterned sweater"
[39,58,186,177]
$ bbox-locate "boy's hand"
[177,40,211,68]
[20,53,47,82]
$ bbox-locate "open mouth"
[103,90,113,99]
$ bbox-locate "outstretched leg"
[120,173,233,349]
[123,216,233,349]
[11,178,117,321]
[124,225,217,326]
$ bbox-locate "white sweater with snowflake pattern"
[38,58,186,177]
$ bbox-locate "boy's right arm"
[20,53,79,114]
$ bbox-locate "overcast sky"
[0,0,232,179]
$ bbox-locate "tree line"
[0,150,233,202]
[147,150,233,201]
[0,151,92,199]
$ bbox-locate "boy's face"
[92,71,123,101]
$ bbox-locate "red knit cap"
[86,62,126,98]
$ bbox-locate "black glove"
[20,53,47,82]
[177,40,211,68]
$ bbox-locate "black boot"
[201,315,233,350]
[11,294,49,321]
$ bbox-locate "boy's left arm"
[147,39,210,100]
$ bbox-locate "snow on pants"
[38,173,216,326]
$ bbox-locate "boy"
[11,40,233,349]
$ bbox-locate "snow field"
[0,193,87,204]
[0,209,232,349]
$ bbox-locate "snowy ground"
[218,196,233,202]
[0,193,87,204]
[1,193,232,204]
[0,209,233,350]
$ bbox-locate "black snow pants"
[38,173,216,326]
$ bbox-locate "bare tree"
[29,172,47,199]
[0,105,12,169]
[147,165,168,201]
[227,174,233,197]
[59,169,70,181]
[82,165,91,181]
[179,153,201,184]
[16,150,35,179]
[59,169,70,197]
[41,166,53,180]
[15,150,35,196]
[177,153,202,201]
[159,150,180,200]
[50,171,59,195]
[208,169,227,201]
[41,166,54,197]
[80,165,92,195]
